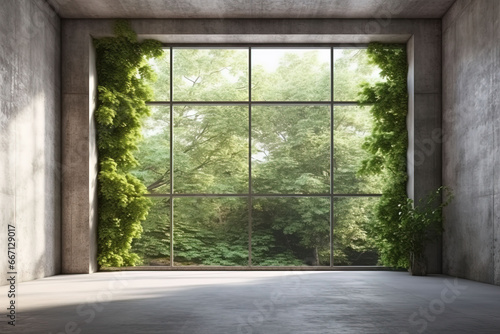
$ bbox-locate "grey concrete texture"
[62,17,443,274]
[61,93,93,274]
[406,35,415,201]
[70,17,439,38]
[0,0,61,284]
[494,10,500,286]
[406,31,444,274]
[442,0,500,285]
[15,271,500,333]
[61,21,101,274]
[47,0,457,19]
[442,0,473,31]
[138,34,412,44]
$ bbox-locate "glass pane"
[252,106,330,194]
[173,106,248,194]
[252,48,330,101]
[150,48,170,101]
[333,197,379,266]
[173,48,248,101]
[173,197,248,266]
[334,48,384,102]
[333,106,384,194]
[131,197,171,266]
[132,106,170,194]
[252,197,330,266]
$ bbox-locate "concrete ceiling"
[48,0,457,19]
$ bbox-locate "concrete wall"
[0,0,61,284]
[61,22,99,274]
[61,18,443,273]
[442,0,500,285]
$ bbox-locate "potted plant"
[397,186,453,276]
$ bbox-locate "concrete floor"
[10,271,500,333]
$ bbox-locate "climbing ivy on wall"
[358,43,410,268]
[94,20,162,267]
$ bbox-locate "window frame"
[141,44,382,268]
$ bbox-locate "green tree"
[130,48,384,266]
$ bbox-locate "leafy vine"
[94,20,162,267]
[358,43,410,268]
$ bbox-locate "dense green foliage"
[397,186,453,274]
[358,43,410,268]
[130,48,385,266]
[94,20,162,267]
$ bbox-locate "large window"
[131,47,384,267]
